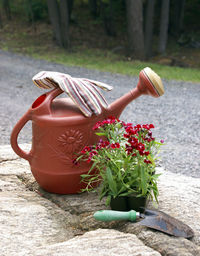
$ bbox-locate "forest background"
[0,0,200,82]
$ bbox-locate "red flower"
[122,122,133,128]
[144,159,152,164]
[129,137,138,145]
[93,116,119,130]
[125,127,133,134]
[144,151,150,156]
[87,158,92,163]
[115,143,120,148]
[139,150,145,156]
[72,158,79,165]
[111,143,116,149]
[104,141,110,146]
[81,146,91,154]
[142,124,149,130]
[93,121,102,130]
[96,140,110,149]
[124,133,129,138]
[96,145,101,150]
[110,143,120,149]
[90,150,98,156]
[135,124,141,129]
[136,143,145,151]
[107,116,118,122]
[126,144,132,152]
[102,141,110,148]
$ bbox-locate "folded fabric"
[32,71,113,117]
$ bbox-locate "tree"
[89,0,98,18]
[0,10,2,28]
[144,0,155,59]
[126,0,145,60]
[100,0,116,36]
[158,0,170,54]
[68,0,74,22]
[3,0,11,20]
[59,0,70,48]
[47,0,70,48]
[171,0,185,36]
[26,0,36,31]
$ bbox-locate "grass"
[0,19,200,83]
[36,48,200,82]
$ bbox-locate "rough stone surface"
[123,226,200,256]
[0,144,200,255]
[0,144,31,162]
[0,158,30,175]
[158,169,200,246]
[120,168,200,255]
[33,229,161,256]
[0,191,76,256]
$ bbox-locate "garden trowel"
[94,209,194,238]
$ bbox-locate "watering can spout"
[107,67,164,118]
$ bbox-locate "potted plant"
[76,116,164,211]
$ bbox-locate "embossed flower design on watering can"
[58,129,84,153]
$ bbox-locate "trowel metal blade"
[139,209,194,238]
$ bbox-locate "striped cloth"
[32,71,113,117]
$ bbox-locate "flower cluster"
[81,146,97,163]
[77,117,163,167]
[81,139,120,163]
[123,123,156,164]
[77,116,163,204]
[93,116,119,130]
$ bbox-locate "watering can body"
[11,88,108,194]
[10,68,164,194]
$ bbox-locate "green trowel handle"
[93,210,137,222]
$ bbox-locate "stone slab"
[0,191,76,256]
[0,144,31,162]
[33,229,161,256]
[0,158,30,175]
[0,144,200,255]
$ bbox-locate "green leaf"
[152,174,161,179]
[99,188,109,200]
[115,160,123,164]
[119,190,137,197]
[81,174,90,178]
[147,155,155,166]
[118,186,127,195]
[75,155,83,161]
[96,132,106,136]
[140,166,147,195]
[88,162,97,174]
[105,195,111,206]
[106,167,118,196]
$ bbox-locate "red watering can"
[10,67,164,194]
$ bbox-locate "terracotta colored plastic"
[10,69,164,194]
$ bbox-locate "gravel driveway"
[0,50,199,178]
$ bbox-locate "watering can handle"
[10,88,63,162]
[10,109,33,162]
[36,87,64,115]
